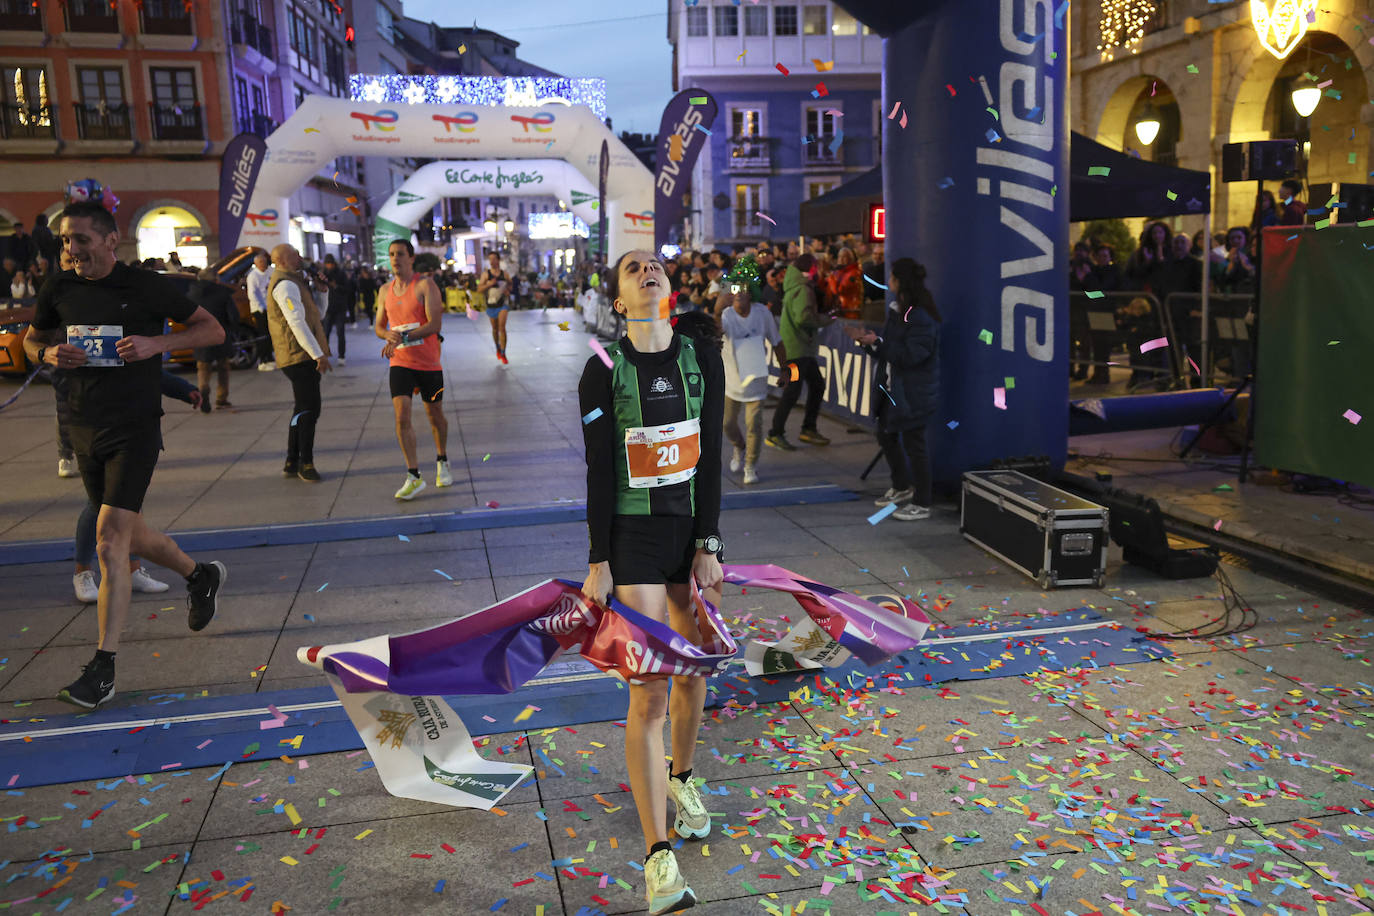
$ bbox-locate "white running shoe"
[729,446,743,473]
[435,459,454,488]
[742,465,759,485]
[874,487,914,507]
[892,504,932,521]
[644,848,696,915]
[130,567,170,593]
[73,570,98,604]
[257,361,276,372]
[667,773,711,839]
[394,475,426,500]
[58,457,79,478]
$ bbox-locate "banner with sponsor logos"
[654,89,717,250]
[240,96,654,263]
[298,566,930,808]
[372,160,600,268]
[217,132,267,254]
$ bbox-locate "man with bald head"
[266,243,332,481]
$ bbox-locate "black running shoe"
[186,560,226,632]
[58,656,115,709]
[297,463,321,482]
[283,459,299,477]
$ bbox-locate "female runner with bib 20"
[578,250,725,914]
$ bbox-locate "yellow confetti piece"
[304,128,320,133]
[280,856,299,865]
[702,845,709,856]
[354,829,372,840]
[283,803,301,825]
[513,705,537,723]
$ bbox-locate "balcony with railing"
[728,135,771,171]
[0,103,55,139]
[139,0,192,35]
[64,0,119,32]
[148,101,203,140]
[72,102,132,140]
[803,135,843,168]
[734,212,767,238]
[0,0,42,30]
[235,111,277,139]
[231,13,274,60]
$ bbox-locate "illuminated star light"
[349,75,607,119]
[402,82,428,106]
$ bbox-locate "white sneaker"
[394,475,426,500]
[335,357,346,366]
[435,459,454,487]
[644,848,695,915]
[892,503,932,521]
[667,773,711,839]
[73,570,98,604]
[874,487,914,507]
[742,465,759,485]
[57,457,79,478]
[257,362,276,372]
[130,567,170,593]
[729,446,743,473]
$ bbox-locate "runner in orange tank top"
[375,239,452,500]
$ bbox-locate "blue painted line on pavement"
[0,610,1173,789]
[0,484,855,565]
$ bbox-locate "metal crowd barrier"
[1161,292,1254,388]
[1067,290,1182,391]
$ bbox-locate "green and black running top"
[579,331,725,565]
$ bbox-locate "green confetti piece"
[1085,290,1105,299]
[1088,165,1110,176]
[1166,190,1177,200]
[1004,377,1015,389]
[978,329,994,345]
[689,96,707,104]
[1315,217,1331,230]
[1187,64,1199,73]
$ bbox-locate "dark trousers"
[322,306,347,359]
[53,371,74,460]
[876,424,931,507]
[281,361,322,464]
[770,355,824,436]
[252,311,273,363]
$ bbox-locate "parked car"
[0,299,35,377]
[164,246,266,369]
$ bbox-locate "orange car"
[0,300,35,377]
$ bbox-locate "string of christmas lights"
[348,75,607,119]
[1098,0,1158,61]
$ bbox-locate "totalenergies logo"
[624,211,654,227]
[350,109,399,131]
[433,112,478,133]
[510,113,555,133]
[245,209,278,228]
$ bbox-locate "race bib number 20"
[624,417,700,488]
[67,325,123,367]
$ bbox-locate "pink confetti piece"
[1213,519,1223,531]
[466,307,481,321]
[756,211,776,225]
[160,762,184,770]
[1188,356,1201,376]
[899,110,908,129]
[588,337,613,369]
[993,386,1007,410]
[1343,408,1362,425]
[887,101,901,119]
[6,774,18,786]
[1139,337,1169,353]
[196,739,213,750]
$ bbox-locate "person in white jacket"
[713,265,780,485]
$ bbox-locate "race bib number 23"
[624,417,700,488]
[67,325,124,367]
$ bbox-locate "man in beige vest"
[267,243,332,481]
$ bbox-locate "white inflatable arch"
[372,159,602,264]
[239,95,654,259]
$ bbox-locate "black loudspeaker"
[1221,140,1299,182]
[1307,182,1374,223]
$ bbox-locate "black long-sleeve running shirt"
[578,332,724,564]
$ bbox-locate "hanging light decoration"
[1134,103,1161,145]
[1098,0,1158,61]
[1290,84,1321,117]
[1251,0,1319,60]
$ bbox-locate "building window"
[713,5,738,37]
[376,3,393,40]
[774,5,798,36]
[319,0,340,26]
[251,83,266,116]
[140,0,192,36]
[1,64,53,138]
[0,0,43,31]
[149,66,202,140]
[323,36,346,95]
[831,7,861,35]
[685,7,708,37]
[72,66,128,140]
[805,107,840,164]
[806,178,838,200]
[802,5,827,35]
[65,0,118,32]
[743,5,768,36]
[77,66,123,106]
[731,108,761,138]
[294,82,308,110]
[734,183,764,236]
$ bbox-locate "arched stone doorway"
[1097,75,1183,167]
[130,201,212,268]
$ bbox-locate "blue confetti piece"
[1054,0,1068,26]
[303,614,315,622]
[937,176,955,189]
[510,842,529,852]
[828,130,844,153]
[582,407,604,424]
[434,569,453,580]
[316,583,328,592]
[694,123,711,135]
[434,879,445,893]
[947,420,960,429]
[862,274,888,290]
[868,503,898,525]
[490,899,508,911]
[398,534,410,542]
[986,128,1002,143]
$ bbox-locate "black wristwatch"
[694,534,723,556]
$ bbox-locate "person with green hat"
[713,255,779,484]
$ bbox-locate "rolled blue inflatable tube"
[1068,389,1232,437]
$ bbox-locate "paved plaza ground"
[2,309,1372,915]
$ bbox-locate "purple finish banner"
[654,89,717,250]
[217,132,267,255]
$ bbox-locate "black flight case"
[960,470,1109,589]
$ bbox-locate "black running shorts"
[389,366,445,402]
[608,514,697,585]
[68,418,163,513]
